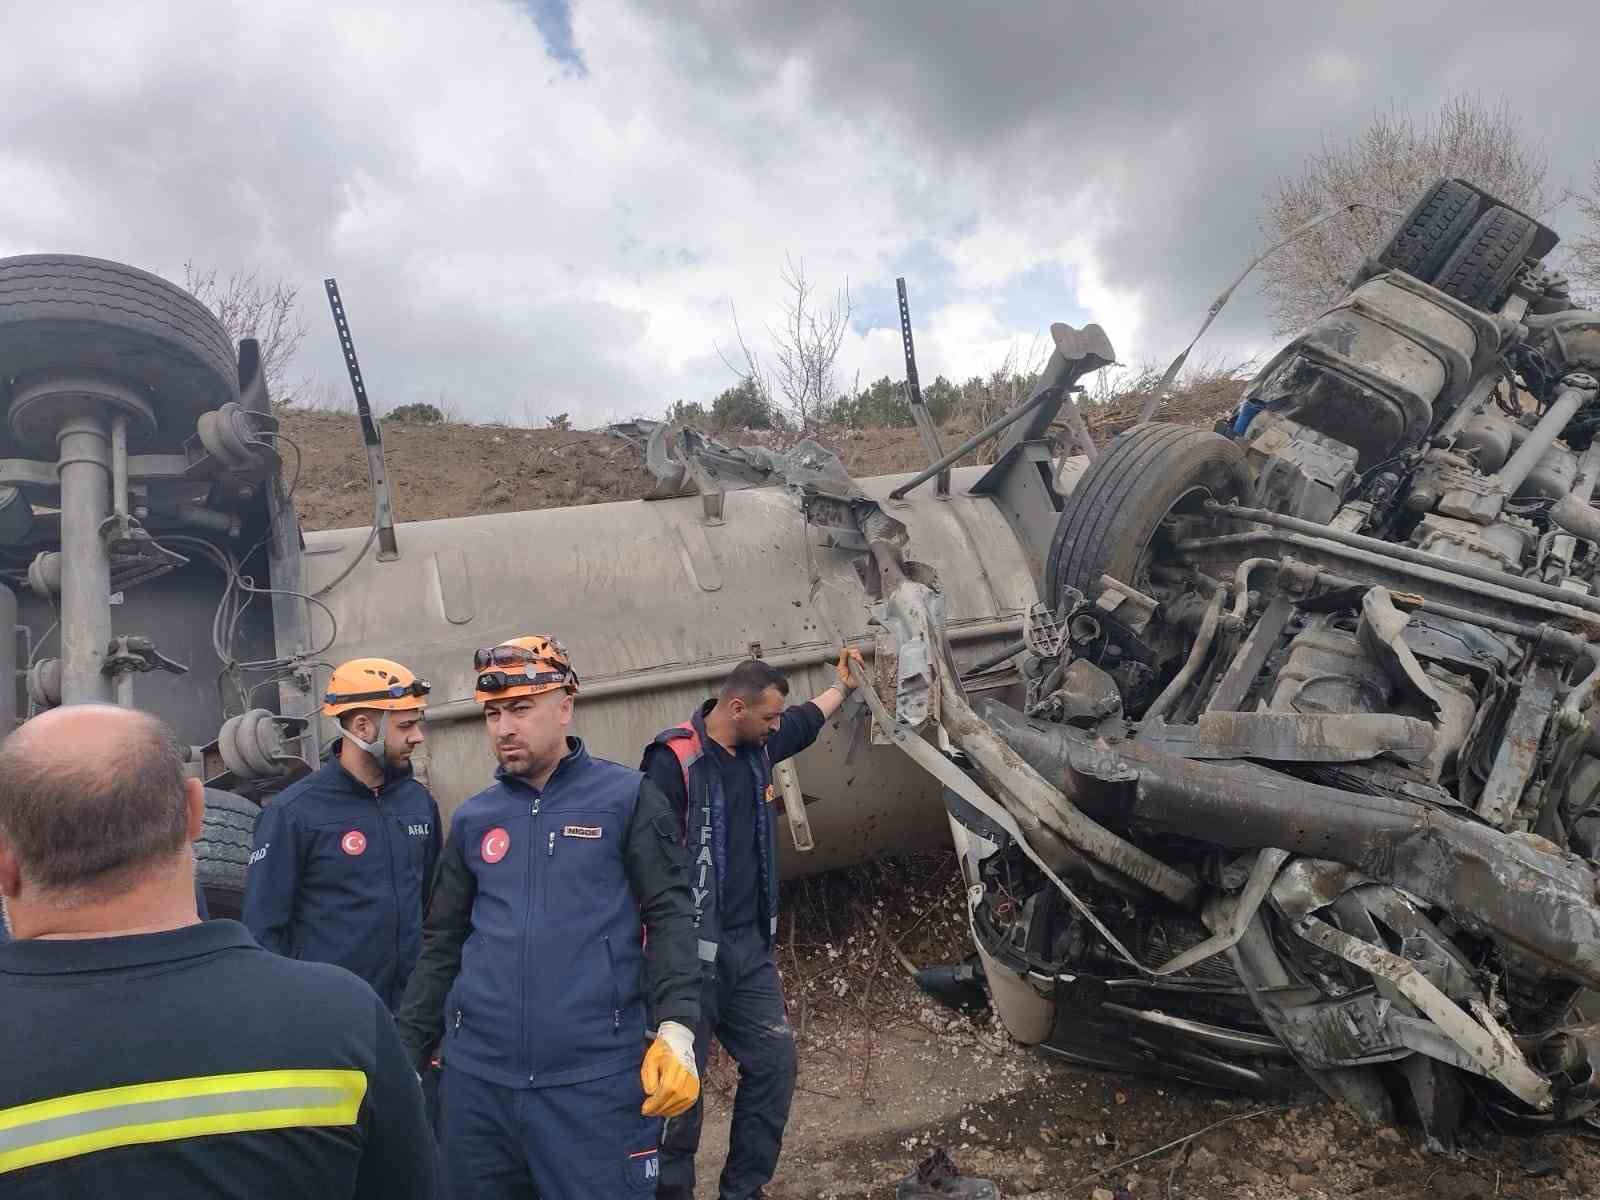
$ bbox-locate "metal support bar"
[1477,663,1559,828]
[110,414,128,522]
[897,278,949,496]
[889,385,1061,499]
[1205,501,1600,619]
[56,413,114,704]
[324,278,400,561]
[1207,596,1292,712]
[1182,530,1600,632]
[1496,378,1595,499]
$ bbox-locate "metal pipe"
[423,616,1025,724]
[1146,588,1224,722]
[1206,501,1600,619]
[1495,379,1596,497]
[0,583,16,739]
[55,413,114,704]
[110,414,128,522]
[1179,530,1600,631]
[1230,557,1276,623]
[888,385,1061,499]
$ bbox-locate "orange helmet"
[472,635,579,704]
[323,657,431,718]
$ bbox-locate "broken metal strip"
[1477,663,1559,828]
[324,279,399,562]
[1290,915,1552,1109]
[771,760,813,852]
[897,278,950,496]
[1207,596,1291,712]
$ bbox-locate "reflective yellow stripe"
[0,1069,367,1175]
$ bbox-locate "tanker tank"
[300,459,1085,879]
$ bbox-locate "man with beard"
[642,651,862,1200]
[397,635,701,1200]
[244,657,440,1013]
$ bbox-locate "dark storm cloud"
[640,0,1600,361]
[2,2,1596,424]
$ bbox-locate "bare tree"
[183,262,310,404]
[717,256,851,434]
[1570,162,1600,305]
[1259,95,1551,335]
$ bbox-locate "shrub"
[388,402,444,424]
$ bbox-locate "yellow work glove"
[641,1021,699,1118]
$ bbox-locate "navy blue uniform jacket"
[244,748,441,1010]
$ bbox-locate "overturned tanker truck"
[5,175,1600,1141]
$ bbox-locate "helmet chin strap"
[345,710,390,762]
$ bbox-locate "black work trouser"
[658,922,797,1200]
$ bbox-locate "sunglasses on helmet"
[473,645,568,671]
[324,678,432,705]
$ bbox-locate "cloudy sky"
[2,1,1596,425]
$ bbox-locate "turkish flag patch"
[341,830,367,856]
[562,824,602,839]
[481,827,510,864]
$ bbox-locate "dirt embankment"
[276,378,1241,533]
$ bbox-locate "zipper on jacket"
[375,787,404,992]
[453,1009,462,1033]
[547,831,555,857]
[602,935,621,1032]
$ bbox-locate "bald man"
[0,706,434,1199]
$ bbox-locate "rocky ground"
[698,854,1600,1200]
[279,386,1600,1198]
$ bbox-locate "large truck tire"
[1044,423,1251,607]
[195,787,257,921]
[1374,177,1484,283]
[0,255,238,453]
[1431,206,1538,312]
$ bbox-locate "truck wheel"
[1045,423,1251,607]
[196,787,257,920]
[1431,206,1538,312]
[1373,178,1483,283]
[0,255,238,454]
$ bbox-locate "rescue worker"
[642,650,863,1200]
[396,635,703,1200]
[0,704,433,1198]
[244,657,441,1012]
